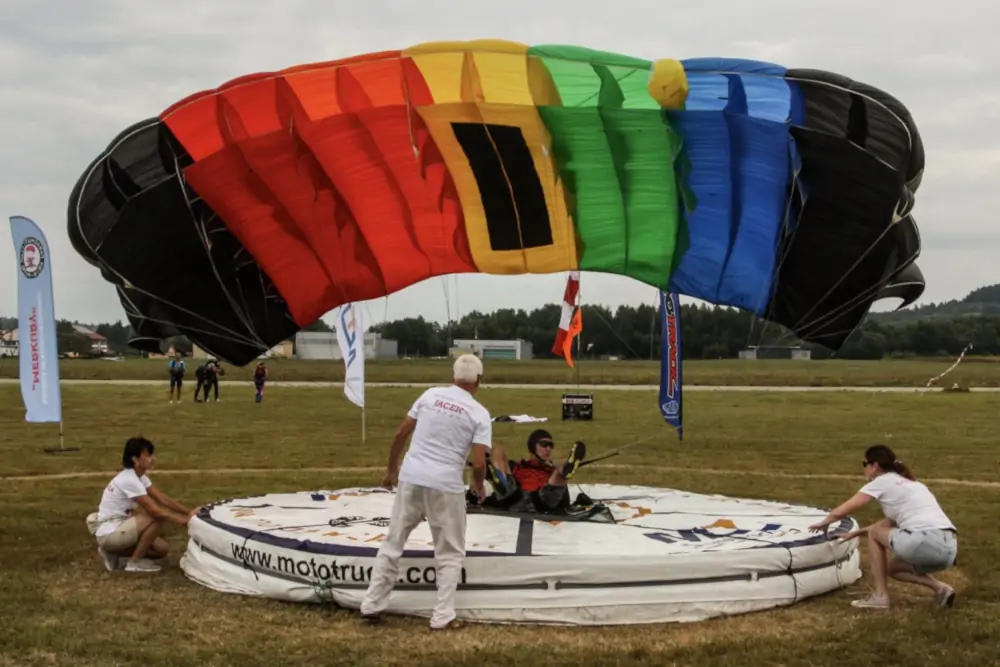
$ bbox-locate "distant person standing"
[360,354,491,631]
[205,357,226,403]
[194,358,223,402]
[193,360,209,402]
[168,353,185,404]
[253,361,268,403]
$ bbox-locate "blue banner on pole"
[9,216,63,423]
[658,290,682,440]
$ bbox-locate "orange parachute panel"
[161,52,478,326]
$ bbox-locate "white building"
[739,345,811,360]
[451,338,533,360]
[294,331,398,360]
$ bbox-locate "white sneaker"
[124,558,162,573]
[98,547,119,572]
[935,585,956,607]
[851,594,889,609]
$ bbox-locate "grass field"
[1,383,997,667]
[2,355,1000,387]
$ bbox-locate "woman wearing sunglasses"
[808,444,958,609]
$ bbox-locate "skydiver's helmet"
[527,429,554,459]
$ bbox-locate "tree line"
[367,304,1000,360]
[3,305,1000,361]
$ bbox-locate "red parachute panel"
[161,53,476,326]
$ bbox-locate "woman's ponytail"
[864,444,915,481]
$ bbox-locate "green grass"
[0,384,997,666]
[2,355,1000,387]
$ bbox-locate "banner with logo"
[9,216,62,423]
[658,290,682,440]
[335,303,365,408]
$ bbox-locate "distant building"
[294,331,398,360]
[261,340,294,359]
[147,345,180,359]
[71,324,109,355]
[451,338,533,360]
[739,345,811,360]
[190,339,296,361]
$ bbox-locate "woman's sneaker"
[850,594,889,609]
[98,547,119,572]
[124,558,162,573]
[935,585,956,607]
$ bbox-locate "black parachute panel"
[67,119,299,365]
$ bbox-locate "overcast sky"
[1,0,994,331]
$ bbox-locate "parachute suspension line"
[922,343,973,393]
[776,276,896,349]
[401,65,419,160]
[75,139,266,351]
[481,125,528,269]
[173,149,267,350]
[582,300,644,361]
[773,254,913,350]
[791,224,923,344]
[120,310,264,352]
[746,150,807,350]
[777,221,898,344]
[579,431,674,467]
[441,277,453,350]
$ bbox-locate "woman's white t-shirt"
[398,384,492,493]
[95,468,152,537]
[859,472,955,532]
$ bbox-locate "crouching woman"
[86,436,199,573]
[808,444,958,609]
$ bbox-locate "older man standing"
[360,354,491,631]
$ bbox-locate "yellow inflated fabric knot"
[647,58,689,109]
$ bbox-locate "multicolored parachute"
[68,39,924,365]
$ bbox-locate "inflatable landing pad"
[179,484,861,625]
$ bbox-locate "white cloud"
[0,0,995,329]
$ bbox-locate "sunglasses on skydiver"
[536,440,554,448]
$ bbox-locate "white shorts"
[96,517,140,552]
[890,527,958,574]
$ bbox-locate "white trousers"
[360,482,467,628]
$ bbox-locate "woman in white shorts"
[86,437,199,573]
[808,444,958,609]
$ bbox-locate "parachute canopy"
[69,39,925,365]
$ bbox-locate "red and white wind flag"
[552,271,582,367]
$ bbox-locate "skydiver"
[476,429,587,513]
[253,361,268,403]
[203,359,224,402]
[193,357,222,402]
[168,352,185,404]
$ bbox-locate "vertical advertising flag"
[9,216,62,423]
[658,290,683,440]
[336,303,365,408]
